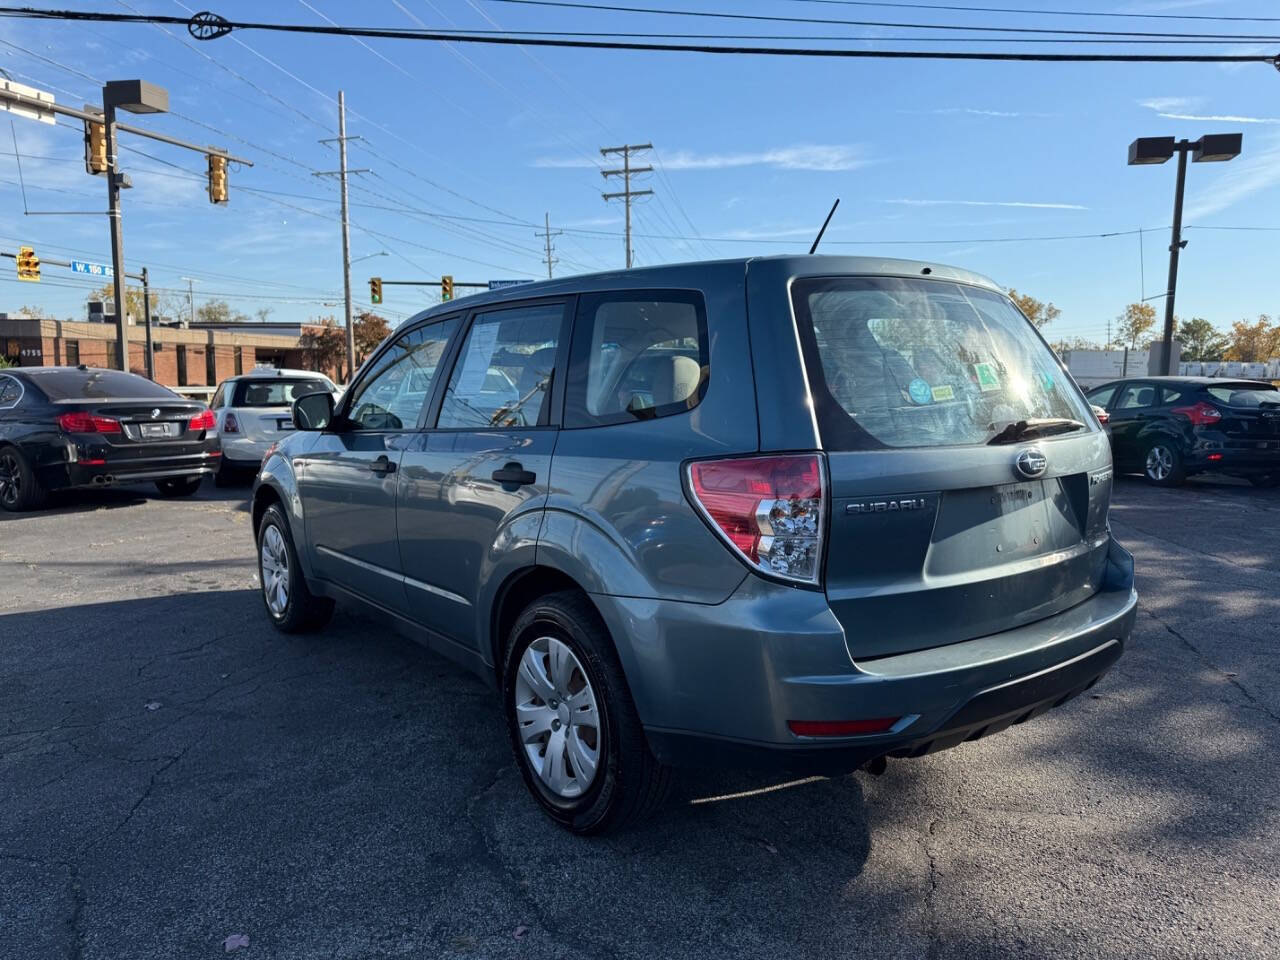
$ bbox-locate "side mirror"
[293,391,335,431]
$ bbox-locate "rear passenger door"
[396,299,570,646]
[1109,381,1157,466]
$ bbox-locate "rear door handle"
[491,461,536,486]
[369,454,397,476]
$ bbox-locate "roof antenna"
[809,198,840,255]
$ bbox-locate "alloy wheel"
[0,452,20,507]
[259,523,291,616]
[513,636,601,799]
[1145,445,1174,482]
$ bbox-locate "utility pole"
[102,96,130,371]
[536,212,561,279]
[314,91,368,381]
[601,143,653,269]
[181,276,198,325]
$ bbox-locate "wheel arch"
[488,565,598,681]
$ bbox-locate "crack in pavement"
[79,742,194,858]
[1142,608,1280,727]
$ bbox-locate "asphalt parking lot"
[3,475,1278,960]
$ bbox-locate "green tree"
[194,299,251,325]
[1224,315,1280,362]
[0,355,13,369]
[1176,317,1229,362]
[1117,302,1157,350]
[1007,289,1061,329]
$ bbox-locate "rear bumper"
[595,538,1136,772]
[1186,447,1280,475]
[40,445,221,490]
[218,435,272,468]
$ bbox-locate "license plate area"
[137,422,177,440]
[278,419,294,431]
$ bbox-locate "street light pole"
[103,98,128,371]
[1160,146,1189,379]
[1128,132,1242,376]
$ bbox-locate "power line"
[479,0,1280,41]
[0,8,1275,63]
[781,0,1280,24]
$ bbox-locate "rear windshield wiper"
[986,418,1086,445]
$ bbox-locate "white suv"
[210,366,338,483]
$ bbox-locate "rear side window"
[437,302,566,430]
[0,376,20,408]
[565,290,708,428]
[232,378,330,408]
[30,369,175,401]
[1205,385,1280,407]
[791,277,1090,450]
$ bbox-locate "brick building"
[0,315,329,392]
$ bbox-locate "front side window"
[232,378,330,408]
[344,317,458,431]
[1115,383,1156,410]
[792,276,1091,450]
[565,291,708,428]
[1086,384,1117,409]
[437,303,565,430]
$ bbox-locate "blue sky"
[2,0,1279,344]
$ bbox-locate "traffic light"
[207,153,228,205]
[84,117,107,175]
[15,246,40,282]
[370,277,383,304]
[441,275,454,301]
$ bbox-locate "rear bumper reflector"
[787,717,900,738]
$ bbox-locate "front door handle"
[492,461,536,486]
[369,454,397,476]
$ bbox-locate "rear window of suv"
[791,276,1090,450]
[1204,384,1280,408]
[231,378,330,408]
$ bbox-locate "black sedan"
[0,366,221,511]
[1085,376,1280,487]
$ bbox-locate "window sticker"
[907,377,933,405]
[973,362,1001,393]
[930,384,956,402]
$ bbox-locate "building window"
[66,340,80,367]
[206,346,217,385]
[176,345,188,385]
[234,347,244,375]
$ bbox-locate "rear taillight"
[57,411,121,434]
[1092,406,1110,425]
[189,409,216,431]
[223,412,240,434]
[687,453,825,585]
[1172,402,1222,426]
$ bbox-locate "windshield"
[791,276,1092,450]
[232,378,330,408]
[1204,384,1280,408]
[32,369,177,401]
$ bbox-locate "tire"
[256,503,334,633]
[1143,441,1185,486]
[1249,473,1280,489]
[154,476,204,497]
[0,445,47,512]
[502,590,673,835]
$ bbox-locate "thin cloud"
[1159,112,1280,125]
[885,199,1088,210]
[1185,133,1280,220]
[1138,97,1203,113]
[908,107,1057,119]
[535,145,869,172]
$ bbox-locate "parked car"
[0,365,219,511]
[209,366,338,483]
[251,256,1136,833]
[1084,376,1280,487]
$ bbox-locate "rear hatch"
[1198,383,1280,450]
[228,377,332,441]
[789,273,1114,660]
